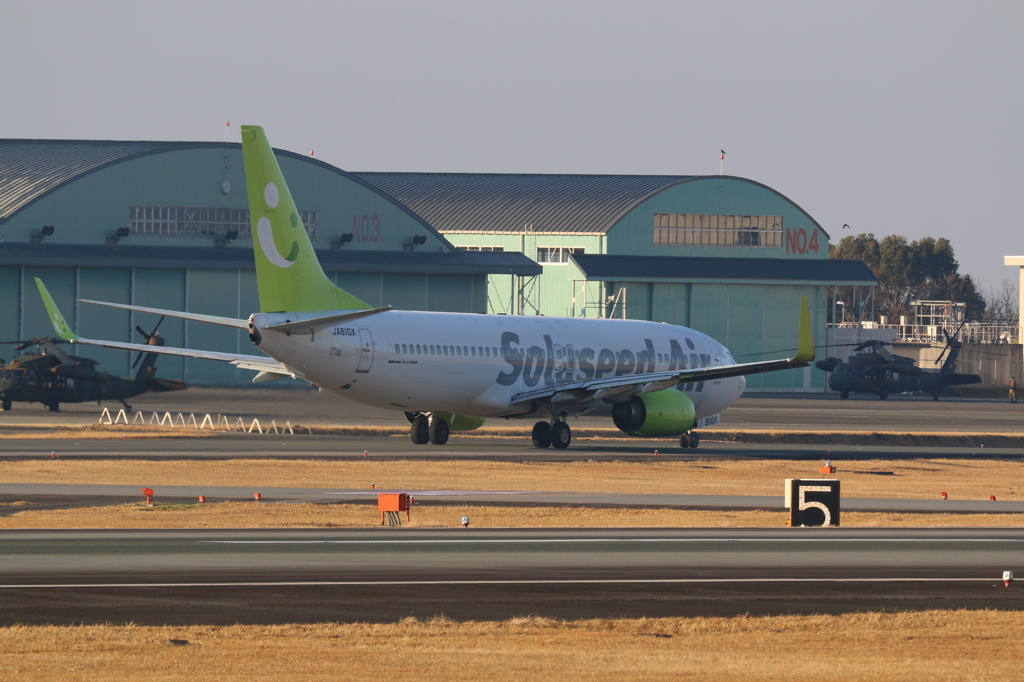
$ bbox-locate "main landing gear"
[679,431,700,449]
[532,419,572,449]
[409,413,450,445]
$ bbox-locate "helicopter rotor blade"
[740,340,891,358]
[131,316,167,368]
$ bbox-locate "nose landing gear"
[679,431,700,449]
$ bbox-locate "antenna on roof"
[719,149,725,176]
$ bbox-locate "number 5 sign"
[785,478,840,527]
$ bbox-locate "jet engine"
[611,389,695,437]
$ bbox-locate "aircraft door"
[712,347,722,384]
[356,329,375,373]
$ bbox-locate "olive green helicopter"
[814,328,989,400]
[0,320,184,412]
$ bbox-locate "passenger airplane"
[36,125,813,450]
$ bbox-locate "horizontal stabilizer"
[80,299,249,329]
[264,307,393,335]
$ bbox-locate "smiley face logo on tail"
[256,182,298,269]
[51,312,70,337]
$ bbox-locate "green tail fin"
[35,278,81,342]
[240,125,370,313]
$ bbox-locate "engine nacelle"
[611,389,696,437]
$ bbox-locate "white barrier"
[98,408,304,435]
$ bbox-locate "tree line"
[829,233,1016,326]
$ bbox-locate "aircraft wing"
[80,299,249,329]
[510,296,815,405]
[36,279,298,379]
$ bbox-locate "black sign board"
[785,478,840,527]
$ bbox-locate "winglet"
[35,278,81,342]
[794,296,814,363]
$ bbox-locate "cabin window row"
[391,343,700,368]
[395,344,502,358]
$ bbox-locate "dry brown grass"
[2,457,1023,500]
[0,501,1020,529]
[0,611,1020,681]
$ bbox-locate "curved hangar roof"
[355,172,827,238]
[0,139,174,221]
[0,139,439,240]
[0,138,541,276]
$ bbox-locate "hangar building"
[0,139,539,384]
[357,173,876,391]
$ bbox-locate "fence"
[97,408,308,435]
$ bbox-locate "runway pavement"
[0,434,1020,461]
[0,527,1020,624]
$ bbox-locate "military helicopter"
[0,320,184,412]
[814,329,984,400]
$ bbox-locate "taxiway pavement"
[3,483,1023,513]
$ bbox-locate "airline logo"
[495,332,710,388]
[51,312,71,337]
[256,182,298,269]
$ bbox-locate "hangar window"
[653,214,783,248]
[457,245,505,252]
[130,206,318,240]
[536,247,584,264]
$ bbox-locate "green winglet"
[794,296,814,363]
[35,278,80,342]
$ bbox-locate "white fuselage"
[251,310,747,419]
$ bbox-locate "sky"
[2,0,1021,293]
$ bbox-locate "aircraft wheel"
[550,421,572,449]
[932,392,939,401]
[531,421,551,449]
[839,391,849,400]
[48,400,59,412]
[679,433,691,449]
[428,416,449,445]
[410,415,430,445]
[878,390,888,401]
[688,432,700,449]
[1,400,10,411]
